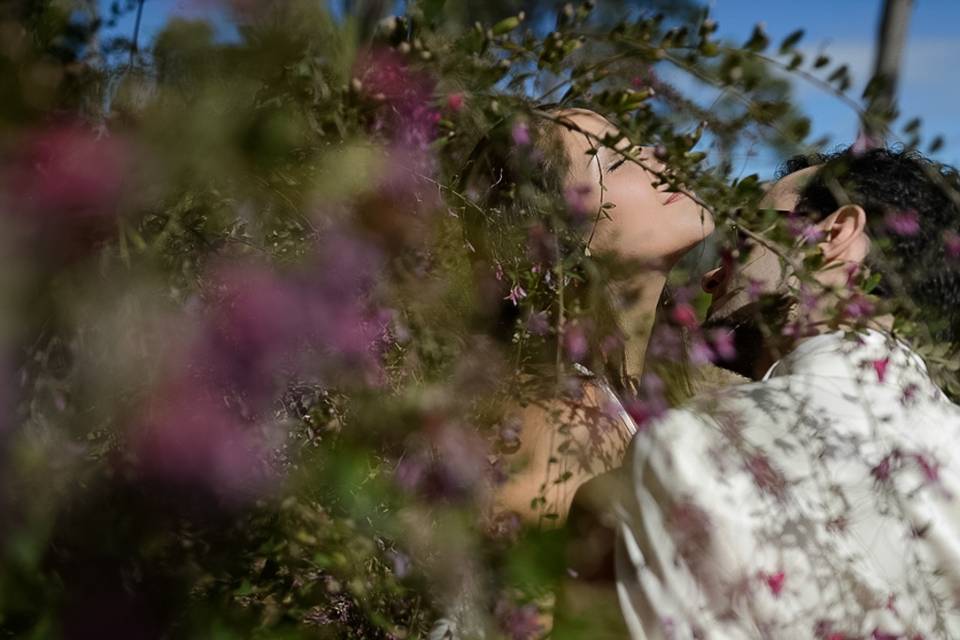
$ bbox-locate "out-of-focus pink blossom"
[688,339,714,365]
[563,323,589,362]
[841,293,875,320]
[786,213,824,245]
[526,223,558,266]
[851,129,883,156]
[446,92,465,112]
[884,210,920,236]
[6,123,130,218]
[708,328,737,361]
[511,122,531,147]
[600,333,624,358]
[505,283,527,306]
[526,311,550,336]
[134,379,269,495]
[669,303,699,329]
[494,261,505,281]
[355,48,439,153]
[564,183,594,224]
[944,231,960,258]
[623,397,665,431]
[495,599,542,640]
[395,421,489,502]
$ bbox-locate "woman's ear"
[817,204,869,264]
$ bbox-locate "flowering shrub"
[0,1,957,638]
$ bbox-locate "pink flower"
[355,49,439,152]
[446,92,465,112]
[511,122,531,146]
[495,599,542,640]
[526,311,550,336]
[623,397,665,431]
[563,324,589,362]
[944,231,960,259]
[884,210,920,236]
[504,283,527,306]
[669,303,698,329]
[763,570,786,597]
[872,357,890,383]
[842,293,875,320]
[688,339,714,365]
[851,128,883,156]
[564,183,594,223]
[134,379,271,496]
[6,123,130,218]
[787,214,823,245]
[708,328,736,361]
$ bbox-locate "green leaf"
[744,24,769,52]
[779,29,804,54]
[492,15,521,36]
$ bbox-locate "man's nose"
[701,266,728,296]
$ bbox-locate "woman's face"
[554,108,713,268]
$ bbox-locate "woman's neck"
[610,269,667,379]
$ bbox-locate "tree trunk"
[864,0,914,141]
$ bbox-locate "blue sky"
[100,1,960,176]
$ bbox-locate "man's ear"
[817,204,869,264]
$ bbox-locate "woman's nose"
[701,267,727,296]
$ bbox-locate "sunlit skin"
[702,165,875,379]
[494,108,714,526]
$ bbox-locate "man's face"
[700,165,821,378]
[704,165,821,324]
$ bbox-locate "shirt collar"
[762,329,935,392]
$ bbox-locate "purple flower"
[495,599,542,640]
[564,183,594,224]
[841,293,875,320]
[511,122,531,147]
[563,324,589,362]
[505,283,527,306]
[6,123,130,218]
[688,339,714,365]
[884,210,920,236]
[708,328,736,361]
[526,311,551,336]
[446,92,465,112]
[851,128,883,156]
[134,379,270,496]
[669,303,699,329]
[945,231,960,258]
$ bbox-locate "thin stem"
[129,0,146,67]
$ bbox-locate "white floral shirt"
[615,330,960,639]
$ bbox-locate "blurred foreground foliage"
[0,0,956,638]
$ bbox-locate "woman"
[465,107,714,525]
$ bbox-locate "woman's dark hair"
[780,147,960,341]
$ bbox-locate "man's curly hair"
[780,147,960,342]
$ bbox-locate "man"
[566,148,960,639]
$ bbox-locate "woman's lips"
[664,191,684,205]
